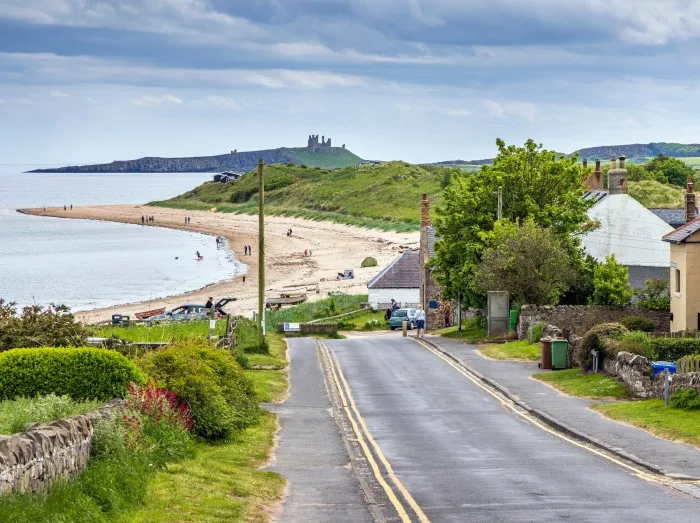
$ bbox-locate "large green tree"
[431,139,595,306]
[590,254,633,306]
[645,154,695,187]
[474,221,575,305]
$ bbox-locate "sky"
[2,0,700,165]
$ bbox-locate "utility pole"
[258,158,266,348]
[497,186,503,221]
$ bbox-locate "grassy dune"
[628,180,684,208]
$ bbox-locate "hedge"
[650,338,700,361]
[0,347,146,401]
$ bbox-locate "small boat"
[134,307,166,320]
[266,293,308,308]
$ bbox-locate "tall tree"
[431,139,595,306]
[590,254,633,306]
[645,154,695,187]
[474,221,575,305]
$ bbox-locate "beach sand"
[22,205,418,324]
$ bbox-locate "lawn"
[117,410,285,523]
[337,309,389,331]
[434,319,487,343]
[93,319,228,343]
[264,294,368,329]
[0,395,103,435]
[592,400,700,447]
[534,369,630,399]
[480,340,540,361]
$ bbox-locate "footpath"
[424,335,700,480]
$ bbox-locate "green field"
[628,180,684,208]
[152,161,456,232]
[284,147,363,168]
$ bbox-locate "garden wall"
[520,305,670,337]
[0,400,123,495]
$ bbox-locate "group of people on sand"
[303,249,312,256]
[63,204,73,211]
[286,228,293,237]
[141,215,155,225]
[184,217,192,224]
[215,236,225,248]
[243,245,253,256]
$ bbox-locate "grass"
[534,369,630,399]
[434,319,487,343]
[244,332,289,403]
[151,161,458,232]
[116,410,286,522]
[480,340,540,361]
[93,319,228,343]
[264,294,368,328]
[592,400,700,447]
[286,147,363,168]
[628,180,684,208]
[337,309,389,331]
[0,394,103,435]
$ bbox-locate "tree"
[473,221,575,305]
[645,154,694,187]
[590,254,633,306]
[431,139,595,306]
[634,278,670,311]
[0,301,87,351]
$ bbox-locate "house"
[663,180,698,332]
[367,250,420,310]
[582,157,674,289]
[650,209,690,229]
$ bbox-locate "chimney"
[421,193,430,227]
[608,156,628,195]
[583,159,588,169]
[585,158,603,190]
[686,178,696,223]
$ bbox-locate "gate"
[487,291,509,337]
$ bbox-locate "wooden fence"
[646,331,700,339]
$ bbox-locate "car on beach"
[146,298,236,325]
[389,308,417,330]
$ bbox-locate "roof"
[625,265,669,290]
[650,209,689,228]
[367,250,419,289]
[583,190,607,204]
[663,216,700,244]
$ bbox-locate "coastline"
[20,205,418,324]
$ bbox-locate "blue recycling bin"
[651,361,676,376]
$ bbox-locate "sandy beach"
[22,205,418,324]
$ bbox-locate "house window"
[676,269,681,293]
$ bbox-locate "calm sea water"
[0,166,243,312]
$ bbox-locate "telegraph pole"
[497,186,503,221]
[258,158,266,347]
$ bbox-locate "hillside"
[152,161,456,231]
[628,180,684,208]
[28,146,363,173]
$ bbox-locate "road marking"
[319,342,430,522]
[411,338,700,490]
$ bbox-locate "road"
[320,334,700,522]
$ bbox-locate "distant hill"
[28,146,363,173]
[153,161,459,232]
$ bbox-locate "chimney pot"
[688,178,694,193]
[686,177,696,223]
[610,158,617,169]
[619,156,626,169]
[583,159,588,169]
[421,194,430,227]
[595,159,601,170]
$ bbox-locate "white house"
[582,157,673,288]
[367,250,420,310]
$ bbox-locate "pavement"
[266,337,375,522]
[325,335,700,521]
[424,334,700,480]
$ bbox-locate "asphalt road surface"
[324,334,700,522]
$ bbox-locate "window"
[676,269,681,293]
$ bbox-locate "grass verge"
[480,340,540,361]
[116,410,285,522]
[0,394,103,435]
[93,319,227,343]
[534,369,630,399]
[434,320,487,343]
[337,310,389,331]
[591,400,700,447]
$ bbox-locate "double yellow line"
[318,342,430,523]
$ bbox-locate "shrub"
[0,301,88,351]
[590,255,632,306]
[620,316,657,333]
[669,388,700,409]
[576,323,629,369]
[360,257,378,268]
[650,338,700,361]
[634,278,670,311]
[606,331,654,360]
[0,347,146,401]
[138,340,259,440]
[531,323,544,343]
[0,394,103,435]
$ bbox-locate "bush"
[634,278,670,311]
[620,316,657,333]
[0,301,88,351]
[650,338,700,361]
[0,348,146,401]
[606,331,654,360]
[0,394,103,435]
[531,323,544,343]
[590,255,632,306]
[576,323,629,369]
[669,388,700,409]
[138,340,259,440]
[360,257,378,268]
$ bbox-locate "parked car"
[389,308,417,330]
[146,298,236,325]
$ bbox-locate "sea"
[0,166,243,312]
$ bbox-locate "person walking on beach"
[415,306,426,338]
[141,216,145,225]
[63,205,66,211]
[70,204,73,210]
[242,275,246,284]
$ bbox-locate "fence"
[678,355,700,374]
[647,331,700,339]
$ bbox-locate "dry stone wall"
[520,305,670,336]
[0,400,123,495]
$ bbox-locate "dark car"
[146,298,236,325]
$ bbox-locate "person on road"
[415,307,426,338]
[391,299,399,311]
[444,302,452,328]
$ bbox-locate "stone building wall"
[520,305,670,336]
[419,194,444,331]
[0,400,123,495]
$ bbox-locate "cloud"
[203,95,243,110]
[483,100,537,122]
[49,89,69,98]
[394,102,471,117]
[130,94,183,107]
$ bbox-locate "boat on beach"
[134,307,166,320]
[266,293,308,308]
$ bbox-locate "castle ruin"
[307,134,332,151]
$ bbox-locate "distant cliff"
[28,147,363,173]
[572,142,700,160]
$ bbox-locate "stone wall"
[520,305,670,337]
[0,400,123,495]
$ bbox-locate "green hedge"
[0,348,146,401]
[650,338,700,361]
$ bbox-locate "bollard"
[402,320,408,337]
[664,369,670,407]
